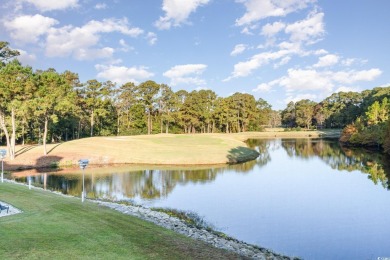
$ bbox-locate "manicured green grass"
[0,183,242,259]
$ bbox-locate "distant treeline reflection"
[14,139,390,200]
[15,163,264,201]
[250,138,390,190]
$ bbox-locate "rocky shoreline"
[3,180,298,259]
[92,200,298,260]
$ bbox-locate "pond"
[9,138,390,259]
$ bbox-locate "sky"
[1,0,389,110]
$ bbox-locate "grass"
[152,208,213,230]
[2,129,341,170]
[0,182,244,259]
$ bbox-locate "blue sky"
[1,0,389,110]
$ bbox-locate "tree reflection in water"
[272,138,390,189]
[12,138,390,201]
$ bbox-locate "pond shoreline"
[93,200,299,260]
[4,179,298,259]
[3,130,341,171]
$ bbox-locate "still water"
[11,139,390,259]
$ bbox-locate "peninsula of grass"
[2,129,341,170]
[0,182,243,259]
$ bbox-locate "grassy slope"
[0,183,242,259]
[2,130,341,170]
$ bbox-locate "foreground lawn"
[0,183,242,259]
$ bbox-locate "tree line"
[2,41,390,158]
[280,86,390,154]
[0,42,275,159]
[281,89,390,129]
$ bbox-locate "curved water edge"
[2,179,296,260]
[2,130,341,170]
[7,137,389,259]
[94,200,297,260]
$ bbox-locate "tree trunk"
[150,113,153,134]
[0,111,12,159]
[90,109,94,137]
[147,110,151,135]
[78,120,81,139]
[117,111,120,136]
[10,108,16,159]
[43,116,48,155]
[165,122,169,134]
[22,124,25,145]
[127,110,131,129]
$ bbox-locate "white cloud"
[341,58,355,67]
[278,41,302,52]
[313,54,339,68]
[45,18,143,59]
[253,83,271,92]
[235,0,315,26]
[253,67,382,100]
[332,69,382,84]
[95,64,154,85]
[146,32,157,45]
[74,47,114,60]
[335,86,361,93]
[94,3,107,10]
[163,64,207,86]
[155,0,210,30]
[230,44,247,56]
[17,49,36,65]
[22,0,78,11]
[241,27,254,35]
[224,49,294,80]
[285,11,325,44]
[280,69,334,92]
[274,56,291,68]
[119,39,133,52]
[313,49,328,55]
[80,18,143,37]
[341,58,367,67]
[261,21,285,37]
[3,14,58,43]
[284,93,317,104]
[4,15,144,60]
[196,86,209,91]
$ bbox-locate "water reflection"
[9,138,390,259]
[10,139,390,202]
[272,139,390,189]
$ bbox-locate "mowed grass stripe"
[0,183,243,259]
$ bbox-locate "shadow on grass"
[15,145,37,156]
[47,143,63,155]
[226,146,259,164]
[3,155,63,173]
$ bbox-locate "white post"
[28,176,31,190]
[82,168,85,202]
[78,159,89,203]
[1,149,7,183]
[1,159,3,183]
